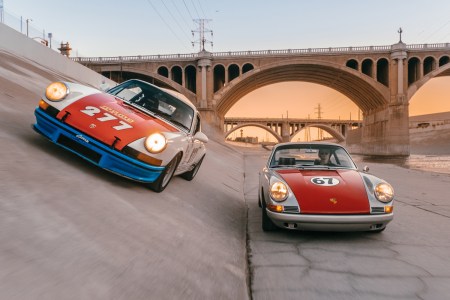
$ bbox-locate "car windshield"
[269,144,357,169]
[107,80,194,132]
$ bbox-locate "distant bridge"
[75,41,450,155]
[224,117,362,142]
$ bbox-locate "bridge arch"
[376,58,389,87]
[228,64,240,81]
[216,59,389,118]
[224,123,282,142]
[291,124,345,143]
[157,66,169,77]
[361,58,374,78]
[439,56,450,66]
[171,65,183,85]
[242,63,254,73]
[407,61,450,100]
[185,65,197,93]
[213,64,226,92]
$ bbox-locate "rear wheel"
[261,199,278,232]
[149,154,180,193]
[180,155,205,181]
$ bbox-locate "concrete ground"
[242,146,450,300]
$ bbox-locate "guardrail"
[72,43,450,64]
[224,117,362,123]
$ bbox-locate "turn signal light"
[39,99,49,110]
[385,206,393,213]
[268,204,283,212]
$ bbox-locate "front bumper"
[33,107,164,183]
[267,210,394,231]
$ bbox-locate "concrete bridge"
[224,117,362,143]
[74,41,450,155]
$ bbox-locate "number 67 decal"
[311,177,340,186]
[80,106,133,131]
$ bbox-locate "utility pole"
[26,18,32,37]
[192,19,213,52]
[314,103,323,120]
[314,103,324,140]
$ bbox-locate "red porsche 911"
[259,142,394,232]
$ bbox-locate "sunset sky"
[5,0,450,140]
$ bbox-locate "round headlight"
[45,82,69,101]
[270,181,288,202]
[144,133,167,154]
[374,182,394,203]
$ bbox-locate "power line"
[182,0,194,20]
[189,0,201,19]
[159,0,192,41]
[422,19,450,42]
[146,0,191,51]
[195,0,207,18]
[170,0,192,29]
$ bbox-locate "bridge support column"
[361,101,409,156]
[197,51,212,109]
[281,121,290,142]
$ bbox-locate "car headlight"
[270,181,288,202]
[144,132,167,154]
[45,82,69,101]
[374,182,394,203]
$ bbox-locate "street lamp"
[26,18,32,37]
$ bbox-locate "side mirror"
[363,166,370,173]
[194,132,208,143]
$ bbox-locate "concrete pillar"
[281,121,290,142]
[359,42,410,156]
[197,51,212,109]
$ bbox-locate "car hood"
[276,169,370,214]
[56,93,178,150]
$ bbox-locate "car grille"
[371,207,385,214]
[57,134,102,164]
[284,206,299,213]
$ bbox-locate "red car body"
[258,142,394,232]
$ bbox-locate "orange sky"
[225,77,450,142]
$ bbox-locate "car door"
[179,114,202,169]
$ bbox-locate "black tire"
[261,200,278,232]
[180,155,205,181]
[258,193,262,208]
[370,226,386,233]
[149,154,180,193]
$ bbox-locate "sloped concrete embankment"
[0,23,249,299]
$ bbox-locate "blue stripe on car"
[33,107,164,183]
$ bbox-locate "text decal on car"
[311,177,340,186]
[80,106,133,131]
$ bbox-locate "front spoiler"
[33,107,164,183]
[267,210,394,231]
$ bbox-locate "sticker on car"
[311,177,340,186]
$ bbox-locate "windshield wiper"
[168,119,188,130]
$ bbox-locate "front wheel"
[262,200,278,232]
[149,154,180,193]
[180,155,205,181]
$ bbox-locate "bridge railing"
[72,43,450,63]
